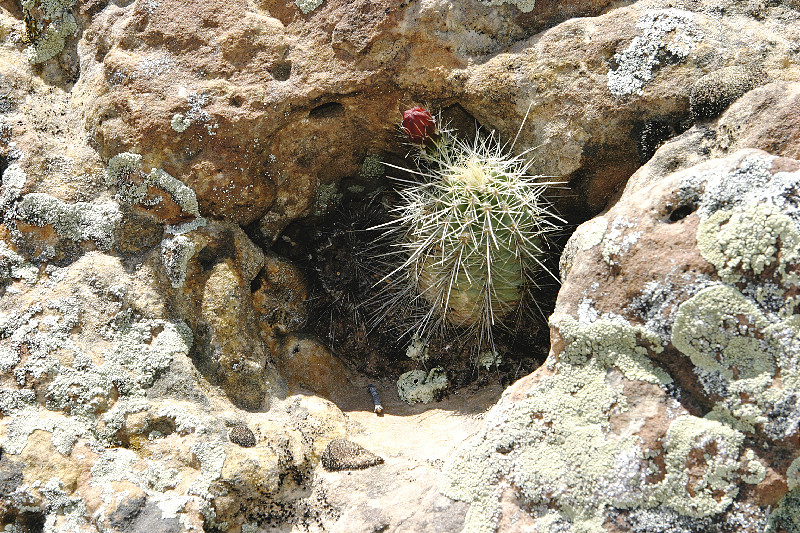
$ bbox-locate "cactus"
[382,108,562,349]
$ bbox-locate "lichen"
[405,333,429,363]
[397,367,448,404]
[26,12,77,64]
[672,284,800,437]
[106,152,147,204]
[106,152,201,218]
[21,0,79,64]
[313,182,341,216]
[148,168,201,217]
[443,368,760,531]
[789,457,800,491]
[188,441,227,497]
[697,204,800,286]
[359,154,383,179]
[295,0,323,14]
[607,9,702,97]
[601,216,643,266]
[1,286,193,456]
[171,113,192,132]
[20,0,78,64]
[767,489,800,533]
[0,241,39,288]
[442,360,639,533]
[444,304,766,531]
[654,415,745,517]
[1,163,26,212]
[553,314,672,385]
[559,216,608,280]
[15,193,121,250]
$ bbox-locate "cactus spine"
[385,110,562,348]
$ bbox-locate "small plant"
[378,107,563,351]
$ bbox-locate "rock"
[320,439,384,472]
[624,81,800,199]
[228,425,257,448]
[274,335,354,403]
[0,251,347,532]
[2,0,800,530]
[443,149,800,531]
[252,253,308,337]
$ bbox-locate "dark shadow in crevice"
[309,102,345,119]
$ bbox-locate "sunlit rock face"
[2,0,800,531]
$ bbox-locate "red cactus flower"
[402,107,436,144]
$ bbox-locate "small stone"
[228,426,256,448]
[321,439,383,472]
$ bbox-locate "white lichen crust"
[608,9,702,97]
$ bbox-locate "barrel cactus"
[384,107,562,347]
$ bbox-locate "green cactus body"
[392,130,558,339]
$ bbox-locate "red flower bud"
[402,107,436,144]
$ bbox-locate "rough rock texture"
[443,149,800,532]
[623,80,800,199]
[0,251,348,532]
[320,439,383,472]
[1,0,800,531]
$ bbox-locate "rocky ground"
[1,0,800,531]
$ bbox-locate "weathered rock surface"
[1,0,800,531]
[623,80,800,199]
[444,149,800,531]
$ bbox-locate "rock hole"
[309,102,345,119]
[668,203,697,223]
[0,154,8,178]
[270,61,292,81]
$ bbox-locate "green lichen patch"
[161,235,196,288]
[16,193,121,250]
[477,0,536,12]
[607,9,702,97]
[767,489,800,533]
[359,154,383,179]
[442,361,637,533]
[1,284,193,455]
[672,284,800,437]
[0,241,39,288]
[148,168,200,217]
[295,0,323,14]
[21,0,78,64]
[106,152,147,204]
[697,204,800,286]
[672,284,772,381]
[444,303,770,532]
[397,367,448,404]
[553,314,672,385]
[443,369,763,532]
[654,415,745,517]
[171,113,192,132]
[106,152,201,218]
[26,12,77,64]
